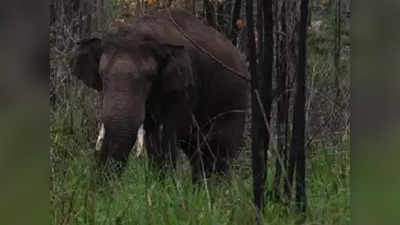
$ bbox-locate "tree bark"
[216,0,232,34]
[273,0,290,202]
[334,0,342,106]
[248,0,265,222]
[79,0,93,39]
[256,0,274,203]
[289,0,308,213]
[204,0,216,28]
[262,0,273,149]
[287,0,300,203]
[229,0,242,45]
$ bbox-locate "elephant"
[71,8,249,182]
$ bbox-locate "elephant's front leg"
[161,123,178,170]
[144,119,162,171]
[144,119,177,174]
[181,137,211,184]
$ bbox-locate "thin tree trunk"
[247,0,265,222]
[167,0,173,7]
[273,1,284,201]
[204,0,216,28]
[97,0,104,32]
[290,0,309,213]
[263,0,273,139]
[287,0,299,203]
[334,0,342,106]
[136,0,143,16]
[259,0,274,201]
[273,0,291,202]
[86,1,92,37]
[217,1,224,31]
[256,0,263,59]
[217,0,232,34]
[229,0,242,45]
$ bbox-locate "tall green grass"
[50,116,350,225]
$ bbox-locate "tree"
[273,0,291,202]
[204,0,216,28]
[288,0,308,213]
[229,0,242,45]
[261,0,274,171]
[247,0,265,221]
[248,0,274,222]
[334,0,342,106]
[192,0,196,14]
[216,0,232,34]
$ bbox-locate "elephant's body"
[72,8,249,180]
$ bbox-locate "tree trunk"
[217,0,232,34]
[256,0,274,202]
[334,0,342,106]
[204,0,216,28]
[247,0,265,222]
[229,0,242,45]
[136,0,143,16]
[217,1,224,31]
[286,0,300,203]
[289,0,308,213]
[273,0,289,202]
[262,0,273,148]
[96,0,105,32]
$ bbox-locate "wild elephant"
[71,8,249,182]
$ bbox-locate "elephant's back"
[161,9,248,78]
[159,9,250,120]
[117,9,250,118]
[117,8,248,80]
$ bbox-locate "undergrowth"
[50,115,350,225]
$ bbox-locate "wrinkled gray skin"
[72,9,249,182]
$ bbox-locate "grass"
[50,115,350,225]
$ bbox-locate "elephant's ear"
[158,44,194,93]
[71,38,103,91]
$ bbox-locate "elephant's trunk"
[97,117,142,173]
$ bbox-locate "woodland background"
[50,0,351,224]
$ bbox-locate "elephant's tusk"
[136,125,145,157]
[95,123,145,156]
[95,123,105,151]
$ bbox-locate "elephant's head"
[72,35,194,172]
